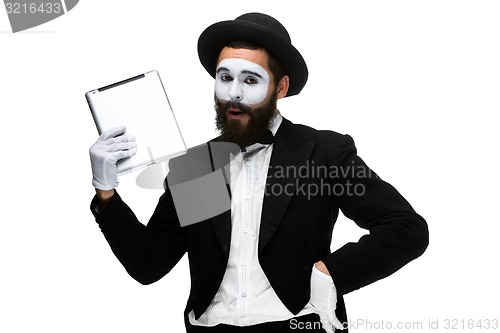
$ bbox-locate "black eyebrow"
[216,67,230,73]
[216,67,263,79]
[241,70,263,78]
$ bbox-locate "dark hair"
[224,40,286,87]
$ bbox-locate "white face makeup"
[215,58,271,105]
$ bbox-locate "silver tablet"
[86,70,187,175]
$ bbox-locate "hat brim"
[198,20,308,97]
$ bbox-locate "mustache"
[216,100,254,115]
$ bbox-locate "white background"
[1,1,499,332]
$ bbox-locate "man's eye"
[220,74,233,82]
[244,77,258,84]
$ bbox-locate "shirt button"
[244,158,251,165]
[241,292,247,298]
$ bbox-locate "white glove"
[310,265,343,332]
[89,126,137,190]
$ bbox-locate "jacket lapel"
[207,141,238,257]
[258,118,315,254]
[210,208,232,256]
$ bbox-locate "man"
[89,12,429,333]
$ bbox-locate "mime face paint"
[215,58,271,105]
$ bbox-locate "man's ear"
[276,75,290,99]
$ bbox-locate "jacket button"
[304,264,311,272]
[298,240,306,249]
[305,287,310,295]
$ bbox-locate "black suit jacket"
[91,117,429,328]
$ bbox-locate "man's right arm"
[91,187,187,285]
[95,189,115,211]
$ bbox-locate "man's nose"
[228,82,243,102]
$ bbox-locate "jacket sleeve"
[322,134,429,296]
[90,188,187,285]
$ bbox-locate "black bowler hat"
[197,12,308,97]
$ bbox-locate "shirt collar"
[268,110,283,136]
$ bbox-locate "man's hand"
[310,262,343,332]
[89,126,137,190]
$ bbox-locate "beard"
[214,91,277,149]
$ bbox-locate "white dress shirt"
[189,112,316,327]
